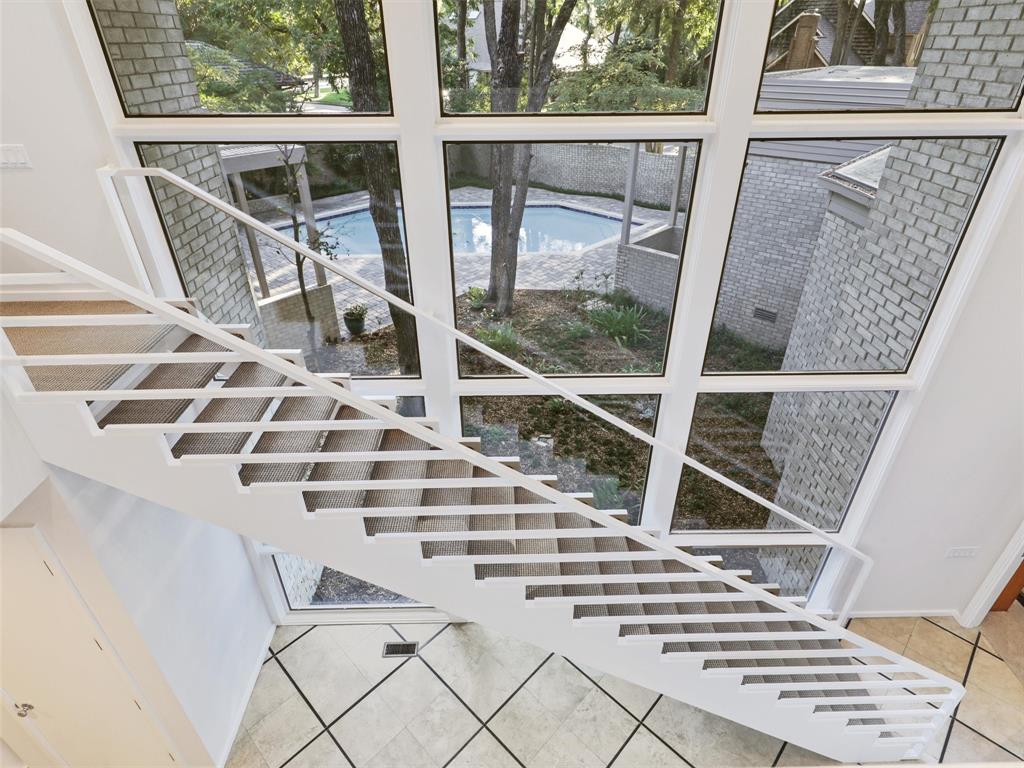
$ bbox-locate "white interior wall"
[855,174,1024,617]
[0,1,131,280]
[48,468,274,764]
[0,394,47,519]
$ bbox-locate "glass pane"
[448,141,699,376]
[272,553,419,609]
[704,137,1000,373]
[90,0,391,115]
[672,391,895,532]
[137,141,419,377]
[435,0,723,114]
[691,546,827,597]
[460,395,658,523]
[757,0,1024,112]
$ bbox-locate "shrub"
[465,286,487,310]
[476,322,520,355]
[588,304,650,347]
[564,319,593,340]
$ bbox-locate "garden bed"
[455,288,670,376]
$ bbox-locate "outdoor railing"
[104,165,875,624]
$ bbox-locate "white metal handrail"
[0,227,964,746]
[105,165,874,609]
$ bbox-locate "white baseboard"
[845,608,960,620]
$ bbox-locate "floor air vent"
[382,641,418,658]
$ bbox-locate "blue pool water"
[287,204,625,256]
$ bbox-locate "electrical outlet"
[945,546,980,559]
[1,145,32,169]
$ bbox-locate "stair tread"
[239,393,341,485]
[98,335,225,426]
[6,316,175,392]
[172,363,288,457]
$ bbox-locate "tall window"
[84,0,1024,617]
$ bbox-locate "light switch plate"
[1,145,32,169]
[945,546,980,559]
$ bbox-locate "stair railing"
[0,225,963,748]
[104,165,877,621]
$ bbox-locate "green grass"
[315,88,352,107]
[704,325,786,373]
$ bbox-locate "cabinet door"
[0,527,176,767]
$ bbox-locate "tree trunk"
[456,0,469,89]
[484,0,576,317]
[892,2,906,64]
[872,0,892,65]
[334,0,418,375]
[830,0,849,64]
[665,0,688,85]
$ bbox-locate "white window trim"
[62,0,1024,619]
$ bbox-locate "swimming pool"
[285,204,630,256]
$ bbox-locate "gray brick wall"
[92,1,263,337]
[449,143,696,211]
[753,0,1011,586]
[91,0,203,115]
[712,155,834,350]
[615,231,682,313]
[910,0,1024,109]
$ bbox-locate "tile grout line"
[279,624,414,768]
[263,625,317,664]
[271,652,356,768]
[563,657,646,724]
[771,741,788,767]
[638,695,698,768]
[938,630,980,764]
[922,617,1003,661]
[417,650,541,768]
[606,694,672,768]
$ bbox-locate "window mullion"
[642,0,776,535]
[381,0,461,433]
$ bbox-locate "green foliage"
[704,325,786,373]
[185,43,294,112]
[590,476,625,510]
[588,304,651,347]
[475,322,521,355]
[176,0,389,113]
[547,39,704,113]
[465,286,487,310]
[434,0,720,113]
[315,88,352,107]
[564,319,593,340]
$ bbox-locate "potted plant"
[343,303,368,337]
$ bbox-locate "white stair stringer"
[0,235,963,764]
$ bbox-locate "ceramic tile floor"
[227,613,1024,768]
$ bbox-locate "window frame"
[65,0,1024,620]
[442,137,703,380]
[700,134,1006,376]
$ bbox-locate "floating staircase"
[0,228,963,763]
